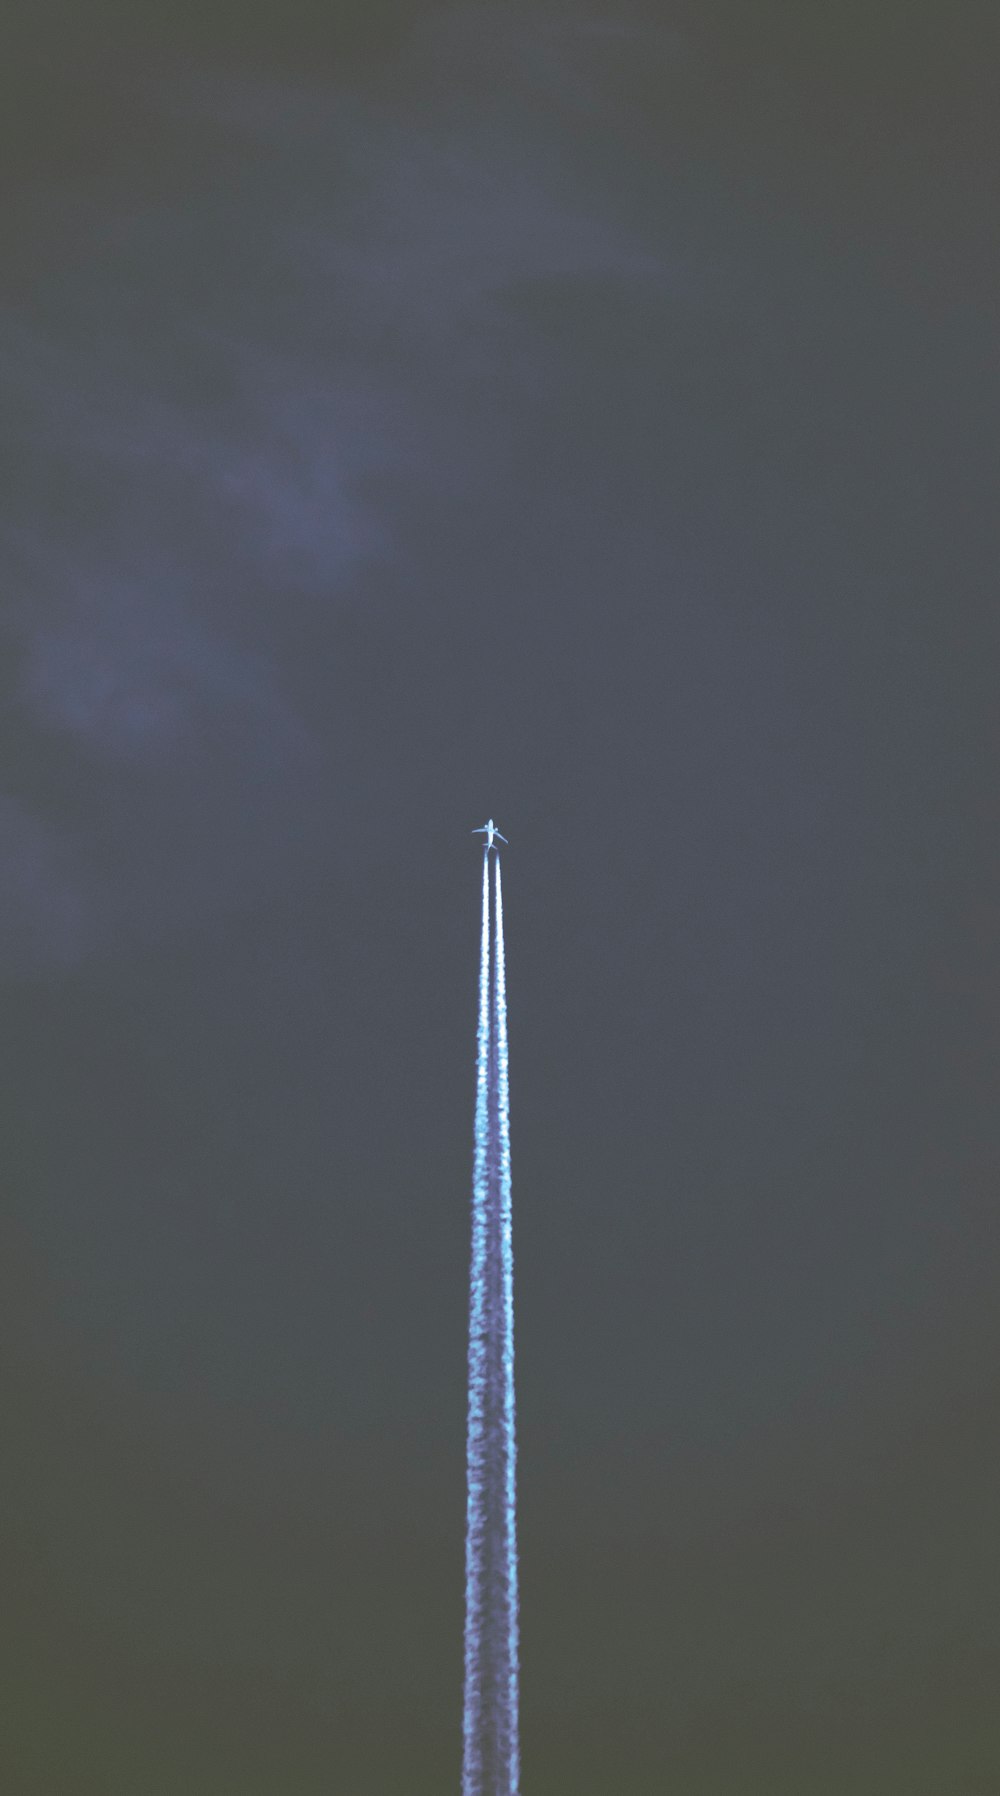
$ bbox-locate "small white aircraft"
[471,818,508,852]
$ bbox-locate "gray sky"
[2,4,998,1791]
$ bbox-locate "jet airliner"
[471,818,508,851]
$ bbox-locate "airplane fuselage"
[472,817,508,852]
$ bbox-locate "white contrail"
[463,850,492,1795]
[462,848,520,1796]
[493,852,520,1796]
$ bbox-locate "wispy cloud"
[0,12,664,971]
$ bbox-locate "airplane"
[471,818,508,852]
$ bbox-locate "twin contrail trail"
[463,849,520,1796]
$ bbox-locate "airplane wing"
[496,832,509,844]
[471,827,486,835]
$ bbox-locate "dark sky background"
[2,3,998,1790]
